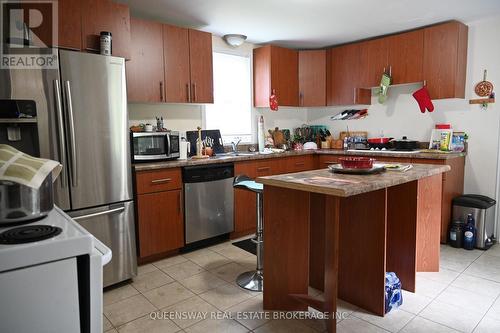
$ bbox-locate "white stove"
[0,207,111,333]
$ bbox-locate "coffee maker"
[0,99,39,157]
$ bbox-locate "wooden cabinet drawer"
[256,159,282,176]
[136,168,182,194]
[286,156,315,173]
[318,155,343,168]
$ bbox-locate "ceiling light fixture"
[223,34,247,47]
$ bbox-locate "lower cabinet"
[232,155,314,238]
[137,189,184,258]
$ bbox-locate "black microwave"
[131,131,180,162]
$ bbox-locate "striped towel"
[0,144,62,189]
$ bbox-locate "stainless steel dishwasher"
[183,163,234,244]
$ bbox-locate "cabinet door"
[163,24,191,103]
[188,29,213,103]
[423,21,468,99]
[299,50,326,106]
[388,30,424,85]
[359,38,388,88]
[126,18,164,103]
[137,190,184,258]
[58,0,82,50]
[327,44,361,106]
[81,0,131,59]
[271,46,299,106]
[233,161,257,235]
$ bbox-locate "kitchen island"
[256,163,450,333]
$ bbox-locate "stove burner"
[0,225,62,244]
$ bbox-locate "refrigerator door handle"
[64,80,78,187]
[53,79,68,188]
[72,206,125,221]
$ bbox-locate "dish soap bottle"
[258,115,265,153]
[463,214,476,250]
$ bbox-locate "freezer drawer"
[69,201,137,287]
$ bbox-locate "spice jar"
[100,31,112,56]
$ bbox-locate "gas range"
[348,149,421,154]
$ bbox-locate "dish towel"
[378,72,392,104]
[412,86,435,113]
[0,144,62,189]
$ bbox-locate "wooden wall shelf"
[469,98,495,104]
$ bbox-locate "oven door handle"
[73,206,125,221]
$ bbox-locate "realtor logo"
[1,0,58,69]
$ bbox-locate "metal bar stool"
[233,175,264,292]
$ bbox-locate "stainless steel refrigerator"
[0,50,137,287]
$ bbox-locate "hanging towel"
[0,144,62,189]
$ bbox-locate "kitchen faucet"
[231,138,242,154]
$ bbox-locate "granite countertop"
[133,149,465,171]
[256,164,451,197]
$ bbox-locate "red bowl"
[339,157,375,169]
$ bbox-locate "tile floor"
[103,239,500,333]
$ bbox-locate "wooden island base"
[262,174,442,333]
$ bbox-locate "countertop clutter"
[133,149,466,171]
[256,163,451,197]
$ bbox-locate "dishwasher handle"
[183,163,234,183]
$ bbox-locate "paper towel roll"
[180,141,189,160]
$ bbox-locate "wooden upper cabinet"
[423,21,468,99]
[126,18,164,103]
[298,50,326,107]
[81,0,131,59]
[254,45,299,107]
[163,24,190,103]
[327,43,366,106]
[58,0,82,50]
[188,29,214,103]
[359,38,388,88]
[388,30,424,85]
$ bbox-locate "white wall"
[308,15,500,200]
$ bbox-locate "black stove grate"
[0,225,62,244]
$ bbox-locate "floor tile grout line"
[470,292,500,333]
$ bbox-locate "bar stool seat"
[233,174,264,292]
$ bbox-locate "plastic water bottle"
[463,214,476,250]
[385,272,403,313]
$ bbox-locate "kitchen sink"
[215,152,259,157]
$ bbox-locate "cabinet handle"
[295,162,305,166]
[299,92,303,106]
[159,81,164,102]
[324,161,337,164]
[192,83,197,102]
[257,166,270,172]
[151,178,171,184]
[178,191,182,214]
[389,65,392,77]
[186,83,191,102]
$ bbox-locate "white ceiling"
[120,0,500,48]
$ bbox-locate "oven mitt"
[412,86,434,113]
[269,89,279,111]
[378,72,391,104]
